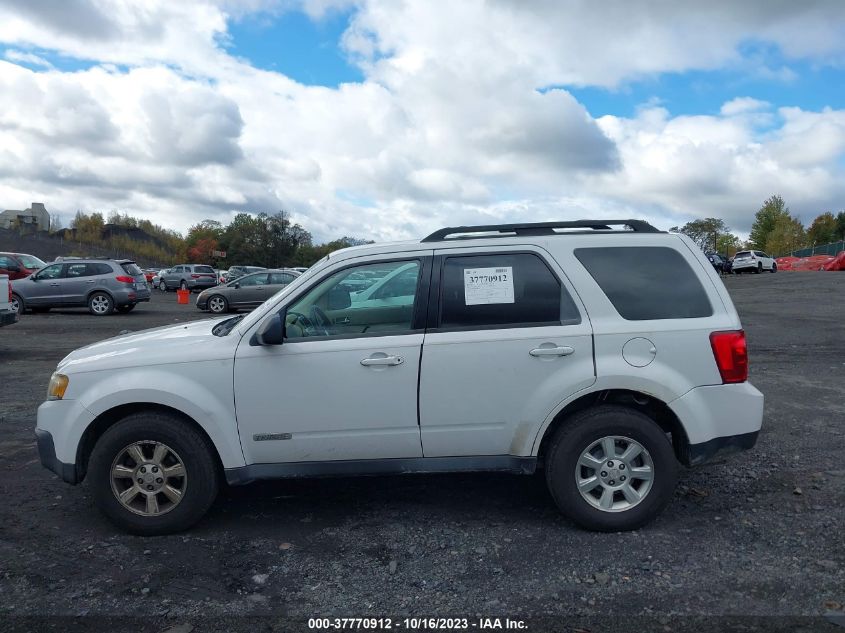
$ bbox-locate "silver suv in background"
[162,264,218,292]
[11,259,150,315]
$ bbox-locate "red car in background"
[0,252,47,280]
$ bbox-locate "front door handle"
[529,346,575,357]
[361,356,404,367]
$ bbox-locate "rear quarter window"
[575,246,713,320]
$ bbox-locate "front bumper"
[0,308,17,326]
[35,428,79,484]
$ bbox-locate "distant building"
[0,202,51,231]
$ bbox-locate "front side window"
[285,260,421,339]
[439,253,577,329]
[575,246,713,320]
[36,264,63,280]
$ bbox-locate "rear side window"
[575,246,712,320]
[121,262,143,276]
[439,253,580,329]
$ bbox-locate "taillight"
[191,274,201,279]
[115,275,135,284]
[710,330,748,383]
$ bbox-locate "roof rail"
[421,219,661,242]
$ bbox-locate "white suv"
[732,250,776,274]
[36,220,763,535]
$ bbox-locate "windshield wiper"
[212,314,245,337]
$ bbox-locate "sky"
[0,0,843,242]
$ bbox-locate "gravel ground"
[1,275,843,632]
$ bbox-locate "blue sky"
[0,0,843,240]
[226,8,363,86]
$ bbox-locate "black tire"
[87,292,114,316]
[10,293,23,315]
[756,263,762,274]
[545,405,678,532]
[206,294,228,314]
[88,412,219,535]
[116,304,136,313]
[771,262,777,273]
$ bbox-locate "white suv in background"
[732,250,777,274]
[36,219,764,535]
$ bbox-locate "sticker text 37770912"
[463,266,515,305]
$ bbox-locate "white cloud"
[0,0,844,242]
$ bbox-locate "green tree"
[222,211,312,267]
[765,213,806,256]
[835,211,845,242]
[670,218,737,253]
[806,212,839,246]
[749,195,790,250]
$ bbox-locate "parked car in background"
[0,252,47,281]
[732,250,776,274]
[217,269,230,284]
[705,253,726,274]
[196,269,300,313]
[142,269,157,285]
[10,259,150,315]
[226,266,266,282]
[162,264,218,292]
[290,267,308,274]
[0,274,18,327]
[152,269,170,291]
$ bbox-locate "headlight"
[47,373,69,400]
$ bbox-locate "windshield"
[19,254,46,269]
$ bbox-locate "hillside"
[0,227,174,268]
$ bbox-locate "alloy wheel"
[90,294,112,315]
[575,435,654,512]
[110,440,187,516]
[208,296,226,313]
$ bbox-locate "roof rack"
[421,219,661,242]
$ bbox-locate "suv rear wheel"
[88,292,114,316]
[88,412,219,535]
[545,405,677,531]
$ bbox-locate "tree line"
[62,210,370,268]
[671,195,845,257]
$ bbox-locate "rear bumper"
[35,428,79,484]
[685,430,759,466]
[669,382,764,465]
[0,308,17,326]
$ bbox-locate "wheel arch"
[534,389,691,467]
[75,403,225,483]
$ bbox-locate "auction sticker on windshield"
[463,267,514,305]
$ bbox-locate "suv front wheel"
[88,412,219,535]
[545,405,677,532]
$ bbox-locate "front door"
[419,248,596,457]
[234,255,431,465]
[26,263,65,306]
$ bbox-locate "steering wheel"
[286,311,317,337]
[309,305,332,335]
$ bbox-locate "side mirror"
[327,286,351,310]
[233,282,240,289]
[256,312,284,346]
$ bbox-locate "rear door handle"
[529,346,575,357]
[360,356,404,367]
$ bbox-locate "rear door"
[418,247,596,457]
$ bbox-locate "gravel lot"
[1,275,843,632]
